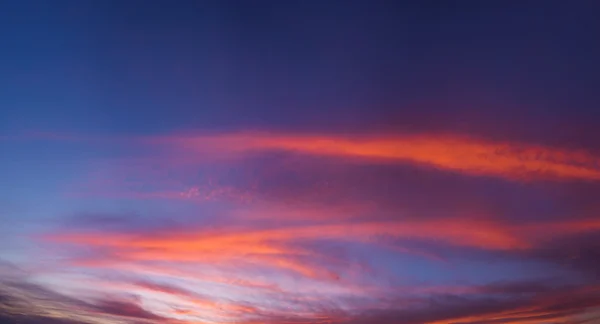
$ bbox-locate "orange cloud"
[46,217,526,287]
[39,198,600,324]
[46,210,600,287]
[533,218,600,236]
[162,132,600,181]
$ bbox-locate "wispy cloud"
[7,129,600,323]
[160,132,600,181]
[0,266,169,324]
[36,200,600,321]
[10,130,600,183]
[3,265,600,324]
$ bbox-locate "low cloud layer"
[2,129,599,323]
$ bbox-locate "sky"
[1,1,600,323]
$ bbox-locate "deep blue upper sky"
[1,1,599,144]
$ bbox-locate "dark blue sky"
[2,1,599,144]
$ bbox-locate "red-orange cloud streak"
[44,217,527,288]
[45,211,600,287]
[161,132,600,181]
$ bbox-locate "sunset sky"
[1,1,600,323]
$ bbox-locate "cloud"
[0,265,169,324]
[0,314,84,324]
[56,131,600,240]
[89,262,282,293]
[39,197,600,317]
[15,131,600,208]
[243,281,600,324]
[44,215,528,288]
[160,132,600,181]
[5,245,600,324]
[38,205,600,323]
[129,280,257,315]
[44,205,600,271]
[12,129,600,323]
[524,231,600,279]
[89,299,165,321]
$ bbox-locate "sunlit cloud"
[5,128,598,323]
[7,131,600,323]
[158,132,600,181]
[46,217,527,274]
[4,266,600,324]
[0,270,169,324]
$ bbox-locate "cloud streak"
[161,132,600,181]
[45,216,527,287]
[0,271,169,324]
[9,131,600,323]
[3,268,600,324]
